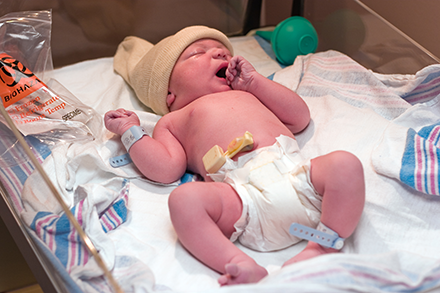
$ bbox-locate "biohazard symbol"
[0,53,43,107]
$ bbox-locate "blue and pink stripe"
[29,187,129,272]
[400,123,440,195]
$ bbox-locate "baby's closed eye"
[189,49,205,58]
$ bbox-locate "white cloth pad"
[19,38,440,293]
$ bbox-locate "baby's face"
[167,39,232,111]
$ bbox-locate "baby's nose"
[213,49,227,60]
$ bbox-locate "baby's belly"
[187,127,295,181]
[178,93,295,175]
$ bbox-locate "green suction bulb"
[255,30,273,41]
[256,16,318,66]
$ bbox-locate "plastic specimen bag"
[0,10,102,168]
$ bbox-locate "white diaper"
[209,135,322,252]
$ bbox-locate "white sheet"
[275,51,440,260]
[21,36,440,292]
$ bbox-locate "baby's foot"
[218,261,268,286]
[283,241,338,267]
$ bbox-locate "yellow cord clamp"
[203,131,253,173]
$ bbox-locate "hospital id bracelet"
[289,222,345,250]
[121,125,148,151]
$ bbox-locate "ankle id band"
[289,222,345,250]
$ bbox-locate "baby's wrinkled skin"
[105,39,365,286]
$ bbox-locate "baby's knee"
[320,151,365,196]
[340,151,363,174]
[168,182,218,216]
[328,151,364,178]
[333,152,365,200]
[168,183,197,214]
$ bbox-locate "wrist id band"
[289,222,345,250]
[121,125,148,151]
[109,153,133,168]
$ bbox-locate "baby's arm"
[227,56,310,134]
[104,109,186,184]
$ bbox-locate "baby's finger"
[226,66,236,81]
[120,108,136,117]
[104,111,120,120]
[229,56,237,68]
[226,68,234,79]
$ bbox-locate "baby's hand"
[226,56,257,92]
[104,108,140,136]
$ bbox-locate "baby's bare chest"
[180,94,276,135]
[171,94,292,169]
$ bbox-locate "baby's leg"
[168,181,267,285]
[284,151,365,266]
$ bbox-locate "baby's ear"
[166,91,176,108]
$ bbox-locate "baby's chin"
[217,83,233,92]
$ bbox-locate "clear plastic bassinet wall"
[303,0,440,74]
[0,10,118,293]
[0,0,439,292]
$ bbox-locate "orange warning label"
[0,53,44,108]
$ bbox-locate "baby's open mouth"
[216,67,227,79]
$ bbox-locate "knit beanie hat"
[114,26,234,115]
